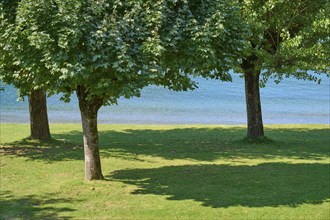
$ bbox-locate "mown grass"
[0,124,329,219]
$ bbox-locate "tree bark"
[28,89,51,141]
[241,55,264,138]
[77,86,104,181]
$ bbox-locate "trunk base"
[77,86,104,181]
[29,89,51,141]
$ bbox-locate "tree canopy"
[237,0,329,83]
[0,0,52,95]
[1,0,244,102]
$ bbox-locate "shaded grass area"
[0,191,77,219]
[109,163,330,208]
[1,138,83,162]
[2,124,329,162]
[0,124,329,219]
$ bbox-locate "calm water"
[1,74,329,124]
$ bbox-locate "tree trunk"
[241,55,264,138]
[77,86,104,181]
[28,89,51,141]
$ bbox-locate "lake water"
[1,74,329,124]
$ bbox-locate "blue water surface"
[1,74,329,124]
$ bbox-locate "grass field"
[0,124,329,219]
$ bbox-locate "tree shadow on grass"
[2,127,329,162]
[56,126,329,161]
[0,138,83,162]
[109,163,330,208]
[0,191,77,219]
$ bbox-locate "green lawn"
[0,124,329,219]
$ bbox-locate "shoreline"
[1,123,329,127]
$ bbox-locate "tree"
[235,0,330,137]
[14,0,243,180]
[235,0,330,138]
[185,0,329,138]
[0,0,51,141]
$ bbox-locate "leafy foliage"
[1,0,244,103]
[236,0,330,85]
[1,0,59,97]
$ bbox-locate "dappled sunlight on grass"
[2,125,329,163]
[1,124,329,164]
[0,138,83,162]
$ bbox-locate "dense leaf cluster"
[236,0,329,85]
[1,0,328,102]
[0,0,243,104]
